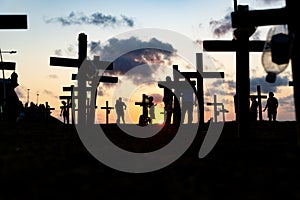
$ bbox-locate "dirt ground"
[1,120,300,200]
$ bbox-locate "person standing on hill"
[60,101,69,124]
[250,97,259,121]
[263,92,279,121]
[115,97,127,124]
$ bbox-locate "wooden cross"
[204,33,265,136]
[229,0,300,141]
[50,33,118,125]
[135,94,151,126]
[206,95,223,122]
[158,66,196,125]
[249,85,267,121]
[101,100,114,124]
[0,62,15,70]
[219,104,229,122]
[175,53,224,125]
[0,15,27,29]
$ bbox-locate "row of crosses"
[50,33,118,125]
[50,33,226,126]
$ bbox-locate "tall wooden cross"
[206,94,223,122]
[50,33,117,125]
[204,36,265,136]
[229,0,300,141]
[101,100,114,124]
[158,66,196,125]
[175,53,224,125]
[249,85,267,121]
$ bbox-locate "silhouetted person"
[263,92,278,121]
[162,76,174,124]
[60,100,69,124]
[250,97,259,121]
[115,97,127,124]
[181,87,195,124]
[148,96,156,124]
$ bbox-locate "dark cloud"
[45,11,134,27]
[250,75,289,93]
[148,93,163,103]
[209,13,232,38]
[211,75,289,96]
[54,49,62,56]
[89,37,176,85]
[279,94,294,106]
[43,89,58,98]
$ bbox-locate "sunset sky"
[0,0,293,124]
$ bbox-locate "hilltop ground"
[1,119,300,200]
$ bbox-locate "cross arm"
[101,106,114,109]
[203,40,265,52]
[50,57,79,68]
[99,76,118,83]
[0,15,27,29]
[181,71,224,79]
[0,62,16,70]
[231,7,287,28]
[207,102,223,106]
[59,96,72,100]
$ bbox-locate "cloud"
[89,37,177,85]
[43,89,58,98]
[54,49,62,56]
[45,11,134,27]
[209,13,232,38]
[47,74,58,79]
[250,75,289,93]
[210,75,289,97]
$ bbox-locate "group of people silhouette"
[250,91,279,122]
[57,78,279,125]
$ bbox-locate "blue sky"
[0,0,293,123]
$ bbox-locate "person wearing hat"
[263,92,279,121]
